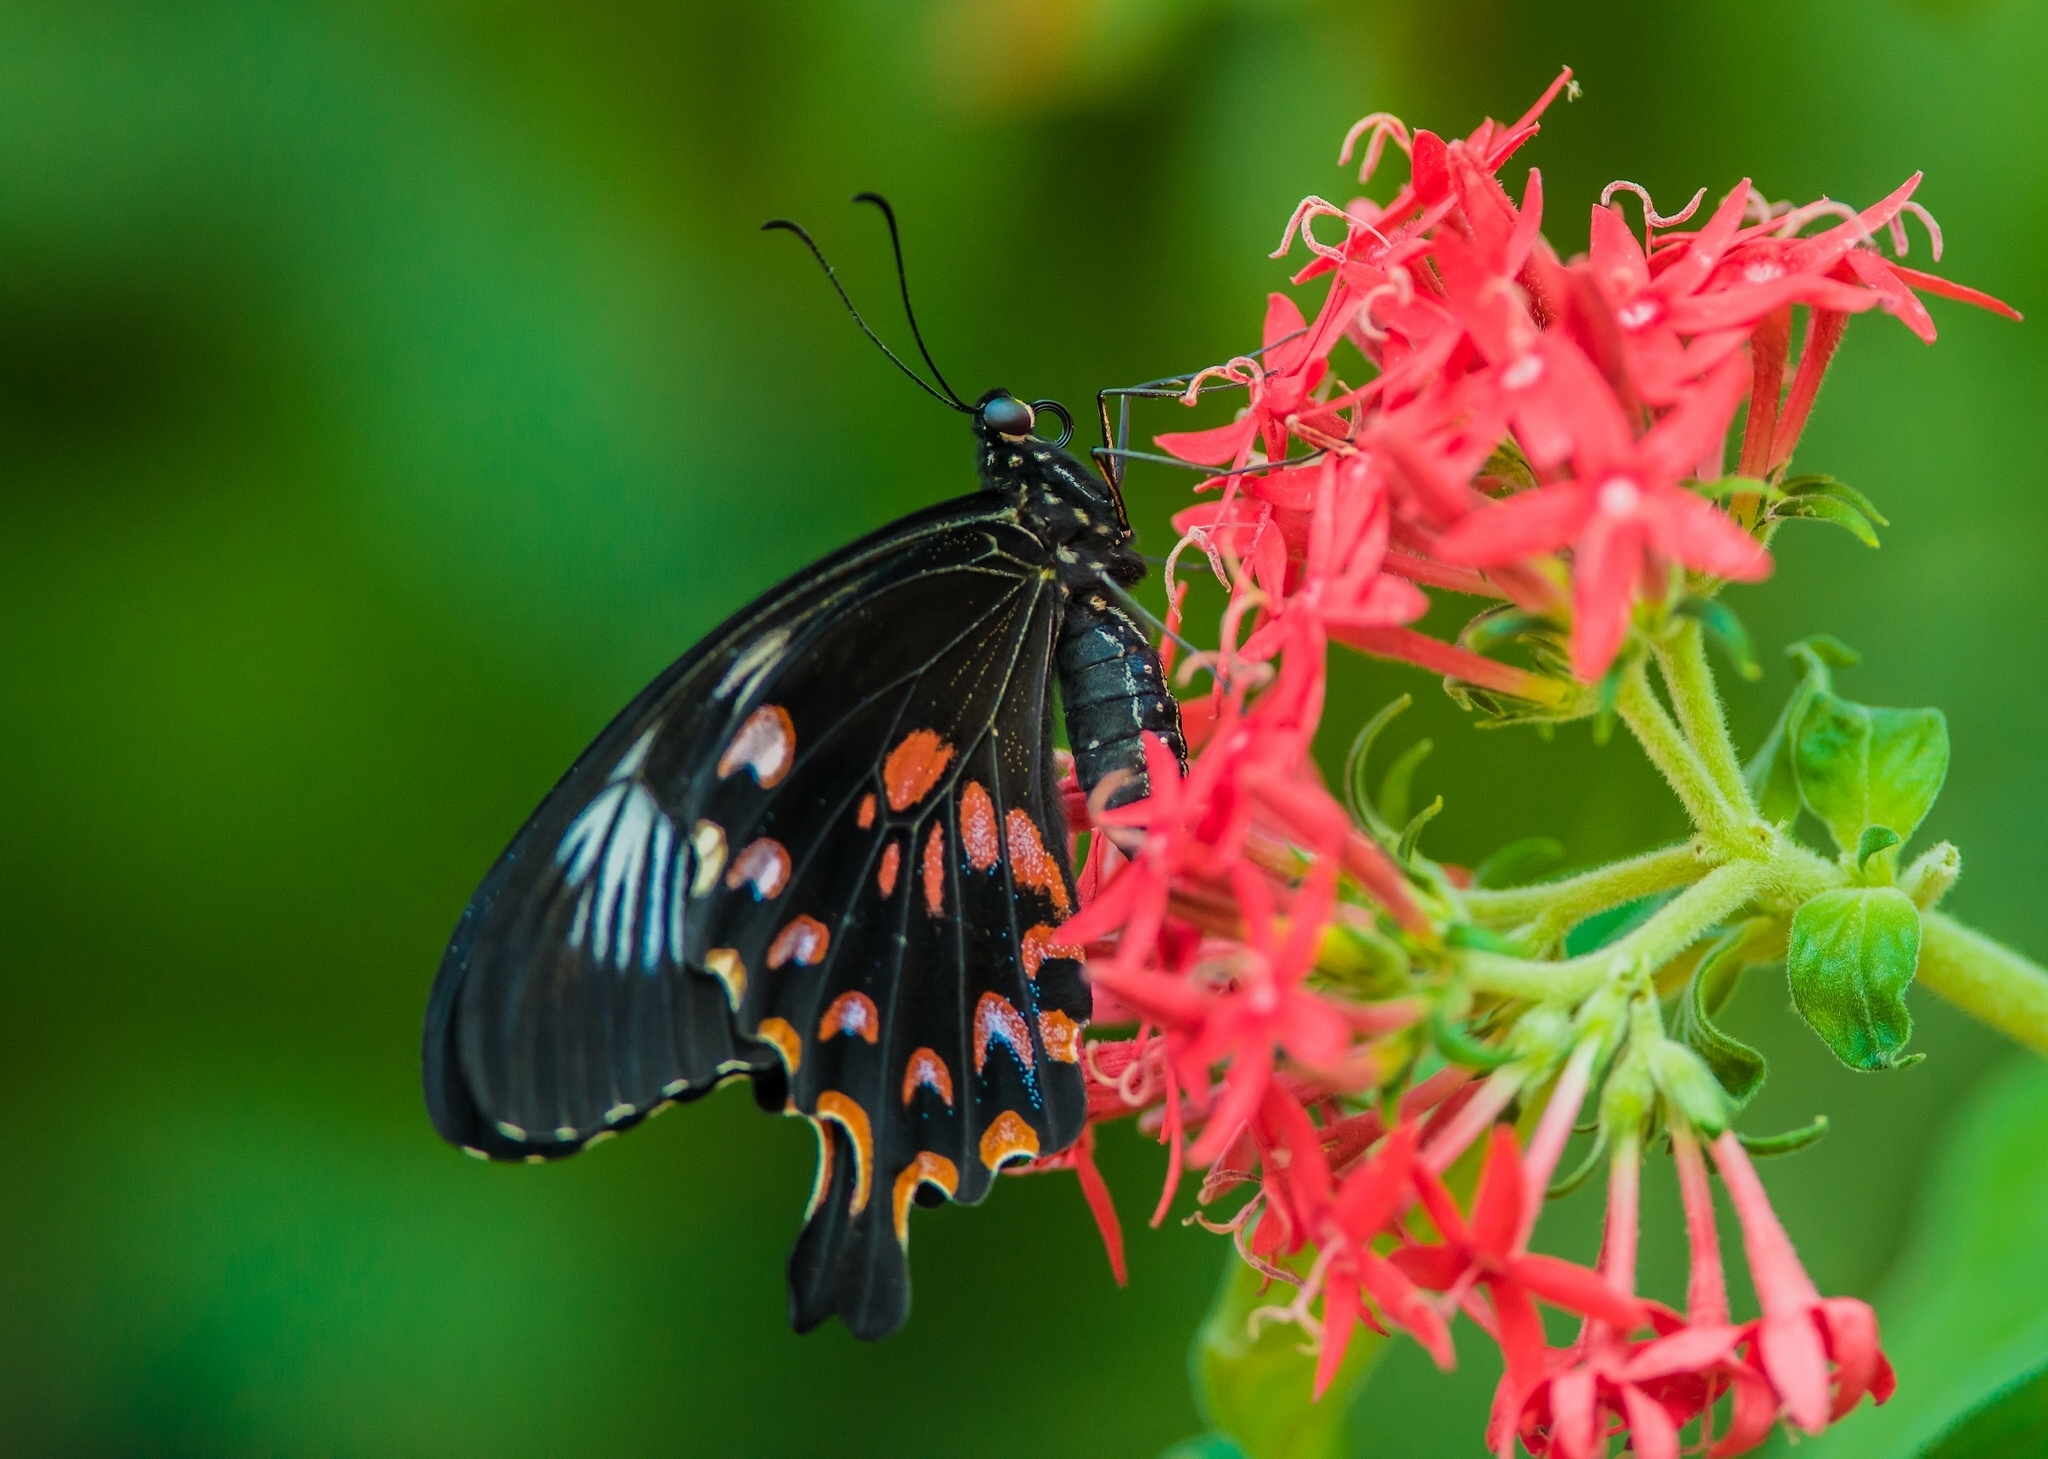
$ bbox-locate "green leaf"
[1160,1435,1250,1459]
[1190,1253,1384,1459]
[1471,837,1565,889]
[1779,472,1890,526]
[1690,472,1773,500]
[1744,635,1859,825]
[1793,691,1949,861]
[1787,887,1923,1071]
[1802,1061,2048,1459]
[1676,596,1762,680]
[1858,825,1904,874]
[1772,493,1882,546]
[1670,926,1768,1107]
[1920,1359,2048,1457]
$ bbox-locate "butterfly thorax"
[972,411,1145,592]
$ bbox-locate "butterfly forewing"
[424,491,1090,1336]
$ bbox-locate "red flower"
[1434,351,1769,678]
[1397,1127,1646,1393]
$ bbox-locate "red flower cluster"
[1029,71,2012,1456]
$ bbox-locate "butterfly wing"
[423,491,1090,1338]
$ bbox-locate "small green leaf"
[1160,1435,1250,1459]
[1858,825,1903,875]
[1793,692,1949,860]
[1670,926,1768,1107]
[1779,472,1890,527]
[1773,493,1882,546]
[1787,887,1923,1071]
[1919,1352,2048,1457]
[1191,1253,1384,1459]
[1676,597,1762,680]
[1691,473,1773,500]
[1745,636,1859,825]
[1737,1114,1830,1157]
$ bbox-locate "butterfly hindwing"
[424,490,1090,1335]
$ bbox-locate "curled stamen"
[1178,361,1259,406]
[1772,196,1876,244]
[1274,196,1362,261]
[1600,179,1707,236]
[1890,199,1944,261]
[1745,186,1792,224]
[1338,112,1412,184]
[1353,279,1408,343]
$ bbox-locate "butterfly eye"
[980,395,1035,437]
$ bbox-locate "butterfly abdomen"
[1056,590,1187,810]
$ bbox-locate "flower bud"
[1599,1048,1655,1141]
[1647,1037,1732,1135]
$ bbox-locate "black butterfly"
[422,197,1187,1340]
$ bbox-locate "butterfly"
[421,196,1186,1340]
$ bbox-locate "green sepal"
[1793,691,1948,865]
[1343,695,1412,837]
[1788,887,1923,1071]
[1675,596,1762,680]
[1736,1114,1831,1157]
[1690,473,1772,501]
[1669,925,1769,1108]
[1396,795,1443,864]
[1378,740,1433,834]
[1431,1005,1515,1069]
[1470,837,1566,890]
[1545,1131,1608,1199]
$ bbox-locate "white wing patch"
[714,628,789,703]
[557,728,687,972]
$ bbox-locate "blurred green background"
[2,1,2044,1453]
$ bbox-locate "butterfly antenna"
[762,216,970,413]
[851,192,970,410]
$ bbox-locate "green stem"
[1460,862,1767,1003]
[1655,621,1752,816]
[1615,662,1739,836]
[1919,912,2048,1055]
[1462,841,1708,928]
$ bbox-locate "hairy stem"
[1655,621,1752,816]
[1615,662,1739,836]
[1462,841,1708,930]
[1459,862,1766,1003]
[1919,912,2048,1055]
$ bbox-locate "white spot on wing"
[557,731,686,972]
[714,629,790,702]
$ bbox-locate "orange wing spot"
[802,1115,833,1219]
[901,1047,955,1107]
[857,792,877,829]
[974,991,1035,1074]
[725,838,790,899]
[922,823,946,916]
[979,1109,1041,1170]
[1005,809,1071,913]
[891,1151,960,1247]
[717,705,796,788]
[877,841,901,898]
[767,915,830,969]
[960,781,1000,870]
[884,729,955,811]
[818,990,881,1044]
[1021,923,1085,980]
[755,1016,802,1073]
[703,948,747,1009]
[816,1091,874,1215]
[1039,1009,1082,1063]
